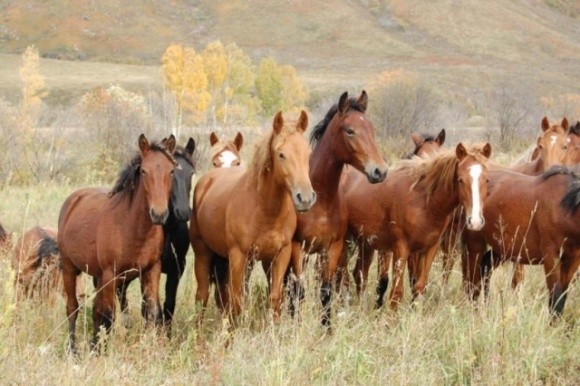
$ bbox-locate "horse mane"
[397,144,490,203]
[540,166,580,213]
[570,121,580,136]
[249,124,297,187]
[309,98,365,148]
[109,142,176,202]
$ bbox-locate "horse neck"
[309,133,345,201]
[254,171,293,216]
[420,173,459,218]
[124,182,156,239]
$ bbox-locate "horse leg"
[389,241,410,311]
[227,247,247,327]
[62,256,80,354]
[320,240,345,328]
[140,262,162,326]
[461,230,486,301]
[511,263,525,289]
[162,236,188,328]
[407,252,420,292]
[192,239,213,321]
[116,279,129,315]
[286,241,305,318]
[352,242,374,297]
[557,249,580,317]
[93,269,116,350]
[542,253,564,317]
[412,243,439,301]
[269,245,292,323]
[375,250,392,309]
[335,246,350,299]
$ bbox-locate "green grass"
[0,182,578,384]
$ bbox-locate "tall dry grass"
[0,182,578,384]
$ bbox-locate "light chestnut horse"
[210,132,243,167]
[190,111,315,325]
[58,135,176,352]
[12,226,60,298]
[345,143,491,309]
[462,167,580,316]
[288,91,388,327]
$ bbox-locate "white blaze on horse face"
[550,135,557,147]
[468,164,484,230]
[218,150,239,167]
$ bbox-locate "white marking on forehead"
[567,138,571,143]
[550,135,557,147]
[468,164,483,228]
[359,116,365,121]
[218,150,239,167]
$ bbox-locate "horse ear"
[138,134,150,155]
[165,134,176,154]
[541,116,550,132]
[411,132,424,147]
[338,91,349,114]
[436,129,446,146]
[482,143,492,159]
[572,121,580,135]
[273,111,284,134]
[356,90,368,113]
[185,137,196,156]
[296,110,308,133]
[210,132,219,147]
[234,132,244,151]
[561,117,569,131]
[455,143,467,161]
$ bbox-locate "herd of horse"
[4,90,579,353]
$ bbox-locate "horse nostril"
[296,193,303,203]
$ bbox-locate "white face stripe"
[550,135,557,147]
[468,164,483,227]
[218,150,239,168]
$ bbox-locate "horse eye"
[458,178,464,184]
[562,145,567,150]
[345,128,355,136]
[140,169,146,175]
[279,153,286,160]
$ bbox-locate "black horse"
[117,137,196,329]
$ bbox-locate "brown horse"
[461,166,580,316]
[346,143,491,309]
[409,129,446,158]
[12,226,60,298]
[563,121,580,166]
[58,134,176,352]
[287,91,388,326]
[190,111,315,325]
[210,132,243,167]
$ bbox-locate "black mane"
[570,121,580,136]
[541,166,580,213]
[309,98,366,148]
[109,142,175,202]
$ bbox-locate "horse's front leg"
[541,249,564,317]
[375,250,392,308]
[389,241,409,311]
[411,243,440,300]
[286,240,305,317]
[62,256,80,354]
[227,247,248,327]
[269,244,292,323]
[93,269,116,350]
[320,239,345,327]
[352,241,375,297]
[140,261,162,326]
[460,230,486,301]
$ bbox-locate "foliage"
[19,45,48,138]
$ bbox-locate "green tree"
[255,57,284,116]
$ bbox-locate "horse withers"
[58,134,176,353]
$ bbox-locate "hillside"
[0,0,579,102]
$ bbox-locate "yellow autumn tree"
[162,44,210,130]
[280,64,308,114]
[19,45,48,140]
[201,41,228,125]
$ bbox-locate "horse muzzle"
[173,207,191,222]
[364,163,388,184]
[149,208,169,225]
[466,215,485,231]
[292,190,317,212]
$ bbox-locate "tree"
[280,64,308,113]
[19,45,48,138]
[255,57,284,116]
[201,41,228,125]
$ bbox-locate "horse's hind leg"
[388,242,410,311]
[556,249,580,317]
[116,280,129,314]
[352,242,375,297]
[461,230,487,301]
[286,241,305,318]
[375,250,392,309]
[62,256,80,354]
[412,243,439,301]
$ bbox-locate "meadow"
[0,147,578,385]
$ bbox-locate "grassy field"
[0,180,578,385]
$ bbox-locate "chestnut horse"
[563,121,580,166]
[461,166,580,316]
[346,143,491,309]
[288,91,388,326]
[116,138,196,328]
[58,134,176,352]
[210,132,243,167]
[408,129,446,158]
[12,226,60,298]
[190,111,315,325]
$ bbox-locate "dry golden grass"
[0,181,578,384]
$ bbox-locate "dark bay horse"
[190,111,315,325]
[58,134,176,352]
[289,91,388,326]
[563,121,580,166]
[12,226,60,298]
[116,138,196,328]
[210,132,243,167]
[461,166,580,316]
[345,143,491,309]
